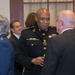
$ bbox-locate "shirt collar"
[38,28,48,32]
[13,33,20,39]
[61,28,74,34]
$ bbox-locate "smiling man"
[9,20,23,75]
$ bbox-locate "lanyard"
[33,28,47,47]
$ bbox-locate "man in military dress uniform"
[15,8,58,75]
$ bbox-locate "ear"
[60,20,64,26]
[10,29,14,32]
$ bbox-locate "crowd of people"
[0,8,75,75]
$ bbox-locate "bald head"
[36,8,50,16]
[35,8,50,30]
[56,10,75,34]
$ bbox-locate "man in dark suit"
[15,8,58,75]
[41,10,75,75]
[0,15,14,75]
[9,20,23,75]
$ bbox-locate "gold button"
[42,33,45,36]
[31,44,34,46]
[48,35,52,38]
[44,47,46,50]
[33,29,35,32]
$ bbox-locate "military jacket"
[16,26,58,75]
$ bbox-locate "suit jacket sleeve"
[15,33,33,70]
[41,37,63,75]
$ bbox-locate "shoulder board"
[23,26,35,31]
[50,26,56,29]
[50,26,56,28]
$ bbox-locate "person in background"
[41,10,75,75]
[9,20,23,75]
[15,8,58,75]
[0,15,14,75]
[25,12,37,27]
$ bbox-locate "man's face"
[12,22,22,35]
[36,12,50,30]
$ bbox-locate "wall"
[10,0,24,27]
[0,0,10,38]
[0,0,10,21]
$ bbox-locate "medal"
[43,40,47,46]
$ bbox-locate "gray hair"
[58,10,75,25]
[0,15,9,35]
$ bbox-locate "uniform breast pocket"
[26,40,41,46]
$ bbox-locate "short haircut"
[10,20,20,29]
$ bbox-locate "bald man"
[15,8,57,75]
[41,10,75,75]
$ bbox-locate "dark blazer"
[0,34,14,75]
[9,35,23,75]
[15,26,57,75]
[41,29,75,75]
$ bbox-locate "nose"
[44,19,48,23]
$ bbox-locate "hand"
[31,56,44,67]
[51,34,57,37]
